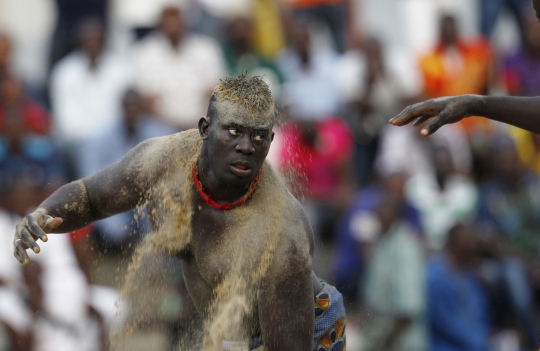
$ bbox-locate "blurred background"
[1,0,540,350]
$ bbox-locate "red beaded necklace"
[192,162,263,210]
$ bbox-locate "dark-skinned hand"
[389,95,480,136]
[13,210,63,265]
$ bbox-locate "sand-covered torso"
[130,129,313,348]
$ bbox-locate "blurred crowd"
[1,0,540,350]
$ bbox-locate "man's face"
[200,99,274,186]
[159,8,185,43]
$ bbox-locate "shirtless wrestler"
[389,0,540,137]
[12,76,346,351]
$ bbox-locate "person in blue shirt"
[427,224,490,351]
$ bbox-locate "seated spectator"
[406,142,478,251]
[476,138,539,347]
[0,75,50,135]
[223,16,282,98]
[132,5,227,131]
[420,14,492,135]
[278,115,354,277]
[477,138,540,256]
[50,18,130,148]
[338,37,422,186]
[0,33,10,83]
[76,88,175,249]
[0,107,65,211]
[502,10,540,175]
[362,197,426,351]
[480,0,529,46]
[427,224,490,351]
[332,171,422,303]
[278,22,343,122]
[284,0,349,53]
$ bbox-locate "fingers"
[19,227,41,254]
[27,220,48,242]
[421,113,447,136]
[412,116,431,127]
[43,217,63,232]
[389,102,438,126]
[14,239,30,265]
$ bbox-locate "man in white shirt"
[50,19,131,146]
[132,6,227,130]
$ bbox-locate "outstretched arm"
[389,95,540,135]
[14,139,154,265]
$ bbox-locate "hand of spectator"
[389,95,480,136]
[13,211,63,265]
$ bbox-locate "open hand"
[389,95,480,136]
[13,211,63,265]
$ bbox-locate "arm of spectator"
[389,95,540,136]
[13,138,157,265]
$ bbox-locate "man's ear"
[198,116,210,140]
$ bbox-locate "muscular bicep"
[81,139,155,219]
[258,244,313,350]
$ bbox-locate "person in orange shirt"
[419,15,492,134]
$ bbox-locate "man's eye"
[229,129,239,136]
[253,134,265,141]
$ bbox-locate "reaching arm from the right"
[389,94,540,135]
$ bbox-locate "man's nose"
[236,135,255,154]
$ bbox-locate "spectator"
[0,33,10,83]
[480,0,529,46]
[427,224,490,351]
[362,197,427,351]
[285,0,349,53]
[406,143,478,251]
[48,0,108,71]
[132,5,227,131]
[0,102,65,212]
[50,18,130,150]
[475,139,540,348]
[502,10,540,175]
[338,37,422,186]
[332,171,422,303]
[278,22,343,122]
[222,16,282,98]
[420,14,492,135]
[76,89,175,248]
[0,76,50,135]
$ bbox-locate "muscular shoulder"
[127,129,202,189]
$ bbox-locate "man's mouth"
[230,162,253,177]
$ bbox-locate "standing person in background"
[480,0,530,46]
[362,197,426,351]
[405,143,477,251]
[420,14,492,135]
[50,19,130,179]
[222,16,282,99]
[501,10,540,174]
[427,224,490,351]
[0,33,11,83]
[132,5,227,131]
[284,0,350,53]
[48,0,108,72]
